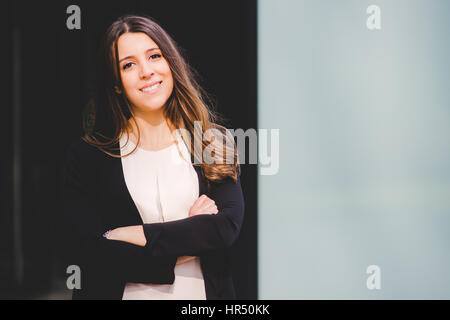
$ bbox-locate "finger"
[209,205,218,214]
[196,194,208,206]
[190,195,206,211]
[202,203,218,215]
[202,201,216,212]
[204,199,217,210]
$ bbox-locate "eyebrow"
[119,47,160,63]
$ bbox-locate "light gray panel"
[258,0,450,299]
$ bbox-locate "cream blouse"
[119,131,206,300]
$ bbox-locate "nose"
[139,61,154,79]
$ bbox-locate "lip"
[140,81,162,91]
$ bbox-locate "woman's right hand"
[188,194,218,217]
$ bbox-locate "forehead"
[117,32,159,58]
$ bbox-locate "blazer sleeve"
[63,139,177,284]
[142,171,245,257]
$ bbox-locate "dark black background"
[1,0,257,299]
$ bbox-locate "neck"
[127,108,175,147]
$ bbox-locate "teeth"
[141,82,161,92]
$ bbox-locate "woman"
[63,15,244,300]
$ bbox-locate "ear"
[114,86,122,94]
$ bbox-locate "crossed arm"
[63,139,244,284]
[105,194,219,264]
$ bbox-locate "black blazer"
[63,137,244,300]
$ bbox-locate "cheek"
[120,72,137,92]
[163,69,174,89]
[159,61,173,81]
[166,74,174,90]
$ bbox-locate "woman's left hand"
[104,225,147,247]
[189,194,218,217]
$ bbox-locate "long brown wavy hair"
[83,15,239,183]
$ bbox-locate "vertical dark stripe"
[12,4,23,287]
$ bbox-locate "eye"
[122,62,134,70]
[149,53,162,60]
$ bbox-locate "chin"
[130,93,171,112]
[140,103,166,112]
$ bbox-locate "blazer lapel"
[99,140,207,227]
[98,142,143,226]
[188,140,208,196]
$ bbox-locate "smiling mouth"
[140,81,162,92]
